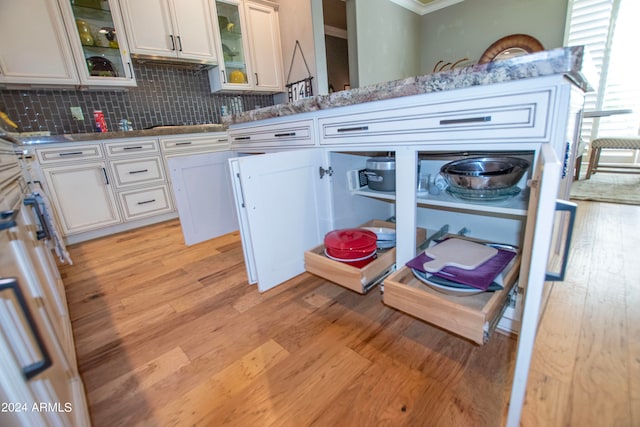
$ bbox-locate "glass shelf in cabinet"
[72,4,114,21]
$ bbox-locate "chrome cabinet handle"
[255,73,259,85]
[336,126,369,133]
[0,277,52,380]
[128,169,148,174]
[59,151,83,157]
[176,35,183,51]
[123,146,143,151]
[221,70,227,84]
[137,199,156,205]
[234,136,250,141]
[439,116,491,125]
[545,200,577,281]
[274,132,296,137]
[169,34,176,51]
[175,142,192,146]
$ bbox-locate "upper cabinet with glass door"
[209,0,284,93]
[211,0,252,91]
[59,0,136,87]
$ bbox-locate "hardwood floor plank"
[142,339,290,427]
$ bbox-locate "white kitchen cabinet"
[40,159,122,235]
[209,0,284,93]
[0,0,80,86]
[0,0,136,88]
[120,0,218,64]
[60,0,137,87]
[0,138,90,427]
[228,74,583,426]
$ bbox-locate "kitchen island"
[221,46,590,427]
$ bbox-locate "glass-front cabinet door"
[61,0,136,87]
[212,0,252,90]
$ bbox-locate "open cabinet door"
[168,151,239,246]
[506,144,562,426]
[229,149,332,292]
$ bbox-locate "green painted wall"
[418,0,568,75]
[354,0,421,86]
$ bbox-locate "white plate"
[361,226,396,241]
[411,269,484,296]
[324,248,376,262]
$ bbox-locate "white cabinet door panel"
[506,143,562,426]
[0,0,79,85]
[168,152,239,246]
[42,162,121,235]
[245,1,283,92]
[120,0,175,57]
[232,149,332,292]
[171,0,218,61]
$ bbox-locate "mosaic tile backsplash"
[0,61,274,135]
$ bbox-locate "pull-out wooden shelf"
[304,220,426,294]
[383,253,521,345]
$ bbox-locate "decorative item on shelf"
[76,19,94,46]
[432,57,471,73]
[229,70,247,84]
[286,40,314,102]
[99,27,118,48]
[86,56,117,77]
[478,34,544,64]
[93,110,107,132]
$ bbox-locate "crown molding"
[387,0,464,15]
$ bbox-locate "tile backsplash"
[0,61,274,135]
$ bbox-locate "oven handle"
[23,197,50,240]
[0,277,53,380]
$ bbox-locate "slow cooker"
[365,156,395,191]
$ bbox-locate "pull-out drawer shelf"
[304,220,426,294]
[382,253,521,345]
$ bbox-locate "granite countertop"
[224,46,592,126]
[18,124,227,146]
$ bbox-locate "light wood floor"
[59,200,638,426]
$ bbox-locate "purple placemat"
[406,242,517,291]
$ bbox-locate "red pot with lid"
[324,228,378,267]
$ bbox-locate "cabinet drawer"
[382,254,521,345]
[160,133,229,154]
[117,185,173,220]
[109,157,165,188]
[104,139,160,157]
[318,90,552,145]
[304,220,427,294]
[36,144,103,164]
[229,119,315,149]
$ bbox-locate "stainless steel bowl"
[440,157,530,190]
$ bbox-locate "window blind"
[565,0,640,142]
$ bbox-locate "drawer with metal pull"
[35,144,103,164]
[108,157,165,188]
[229,119,315,149]
[104,139,160,157]
[117,185,173,220]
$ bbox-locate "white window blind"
[565,0,640,143]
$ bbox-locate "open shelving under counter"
[352,185,529,217]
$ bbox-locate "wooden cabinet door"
[245,1,283,92]
[41,162,121,235]
[0,0,79,86]
[120,0,175,57]
[230,149,332,292]
[170,0,218,61]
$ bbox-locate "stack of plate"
[361,226,396,249]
